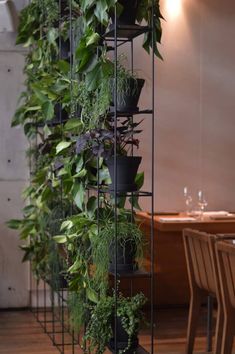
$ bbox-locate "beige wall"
[134,0,235,212]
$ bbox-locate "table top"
[137,211,235,233]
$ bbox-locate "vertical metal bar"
[72,326,75,354]
[114,5,118,354]
[150,1,155,353]
[51,284,56,345]
[131,39,134,74]
[207,295,213,352]
[44,280,47,332]
[61,288,65,353]
[69,0,73,118]
[130,39,134,225]
[36,280,39,321]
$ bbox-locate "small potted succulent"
[76,119,142,192]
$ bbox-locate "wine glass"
[198,190,208,220]
[183,187,193,215]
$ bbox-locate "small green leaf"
[64,119,83,131]
[87,196,98,217]
[60,220,73,231]
[135,172,144,190]
[6,219,22,229]
[42,101,54,120]
[86,32,100,46]
[53,235,67,243]
[129,196,142,211]
[56,141,72,154]
[86,288,98,303]
[72,183,85,210]
[43,124,52,136]
[57,60,70,73]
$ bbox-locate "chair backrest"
[216,240,235,309]
[183,229,218,295]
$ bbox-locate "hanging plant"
[84,292,147,354]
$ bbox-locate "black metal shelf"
[105,24,150,41]
[87,185,152,197]
[108,108,153,118]
[109,269,151,278]
[35,118,69,128]
[109,345,149,354]
[35,108,152,129]
[30,1,156,353]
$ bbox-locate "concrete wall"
[135,0,235,212]
[0,0,29,308]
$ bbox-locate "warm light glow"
[166,0,182,18]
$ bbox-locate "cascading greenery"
[8,1,163,352]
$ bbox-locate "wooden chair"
[215,239,235,354]
[183,229,223,354]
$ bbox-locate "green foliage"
[9,0,163,351]
[67,291,86,332]
[84,292,147,354]
[91,220,144,285]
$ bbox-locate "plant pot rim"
[111,77,145,83]
[108,155,142,160]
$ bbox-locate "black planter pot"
[49,103,68,125]
[109,317,139,354]
[112,0,140,26]
[107,156,142,192]
[111,78,145,112]
[60,0,69,16]
[59,38,71,60]
[47,273,68,290]
[58,273,68,289]
[109,239,137,273]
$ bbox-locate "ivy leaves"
[80,0,117,28]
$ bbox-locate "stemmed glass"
[198,190,208,220]
[183,187,193,215]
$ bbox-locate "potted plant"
[84,292,147,354]
[76,119,142,192]
[91,220,144,276]
[113,0,141,26]
[111,57,145,113]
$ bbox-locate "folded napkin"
[210,213,235,220]
[159,217,196,222]
[203,211,230,217]
[189,211,229,217]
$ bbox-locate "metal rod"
[207,295,213,352]
[44,280,47,332]
[130,39,134,224]
[61,288,65,353]
[51,284,56,346]
[36,280,39,321]
[114,5,118,354]
[150,0,155,353]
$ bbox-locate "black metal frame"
[29,1,156,353]
[96,2,155,353]
[30,278,79,353]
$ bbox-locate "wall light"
[166,0,182,18]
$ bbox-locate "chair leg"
[185,289,203,354]
[221,314,234,354]
[214,303,224,354]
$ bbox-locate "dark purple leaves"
[75,118,143,157]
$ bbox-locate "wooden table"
[137,212,235,307]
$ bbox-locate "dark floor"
[0,307,224,354]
